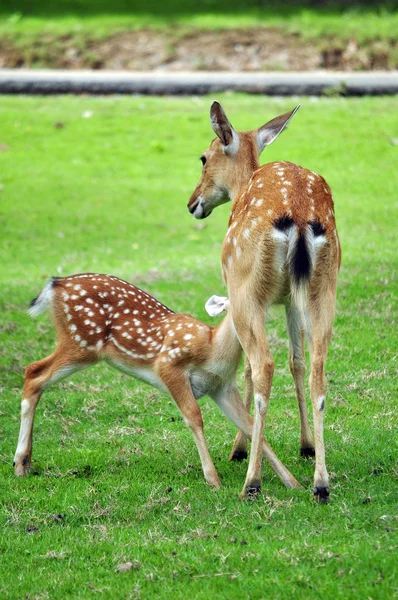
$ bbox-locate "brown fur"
[188,103,340,502]
[14,273,300,492]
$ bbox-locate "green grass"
[0,94,397,599]
[0,0,397,43]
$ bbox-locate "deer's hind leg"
[307,284,336,504]
[14,348,91,476]
[286,304,315,458]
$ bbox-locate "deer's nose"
[188,199,199,214]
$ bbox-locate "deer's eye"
[200,156,206,166]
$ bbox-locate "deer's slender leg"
[286,304,315,457]
[229,297,274,499]
[14,349,88,476]
[159,365,221,488]
[212,386,301,489]
[307,286,336,503]
[229,356,253,461]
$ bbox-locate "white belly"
[107,359,168,394]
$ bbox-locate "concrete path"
[0,69,397,95]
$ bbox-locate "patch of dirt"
[0,27,397,71]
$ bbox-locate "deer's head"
[188,102,299,219]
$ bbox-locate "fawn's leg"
[160,365,221,488]
[14,349,89,476]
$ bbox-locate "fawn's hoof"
[14,455,31,476]
[313,486,330,504]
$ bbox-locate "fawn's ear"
[256,105,300,154]
[210,101,239,154]
[205,295,230,317]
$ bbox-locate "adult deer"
[188,102,341,502]
[14,273,300,491]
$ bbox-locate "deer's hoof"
[313,486,330,504]
[240,481,261,500]
[300,447,315,458]
[14,455,31,476]
[229,449,248,462]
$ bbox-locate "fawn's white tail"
[28,279,55,317]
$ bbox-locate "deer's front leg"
[229,356,253,462]
[212,386,301,489]
[160,365,221,489]
[231,305,274,499]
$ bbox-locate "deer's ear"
[256,105,300,154]
[205,295,230,317]
[210,101,239,154]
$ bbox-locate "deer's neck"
[230,148,260,205]
[211,313,242,372]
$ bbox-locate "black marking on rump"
[290,231,312,284]
[309,220,326,237]
[274,215,294,231]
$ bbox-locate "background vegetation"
[0,0,397,70]
[0,94,397,599]
[0,0,397,39]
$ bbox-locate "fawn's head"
[188,102,299,219]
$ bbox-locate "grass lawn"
[0,94,397,599]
